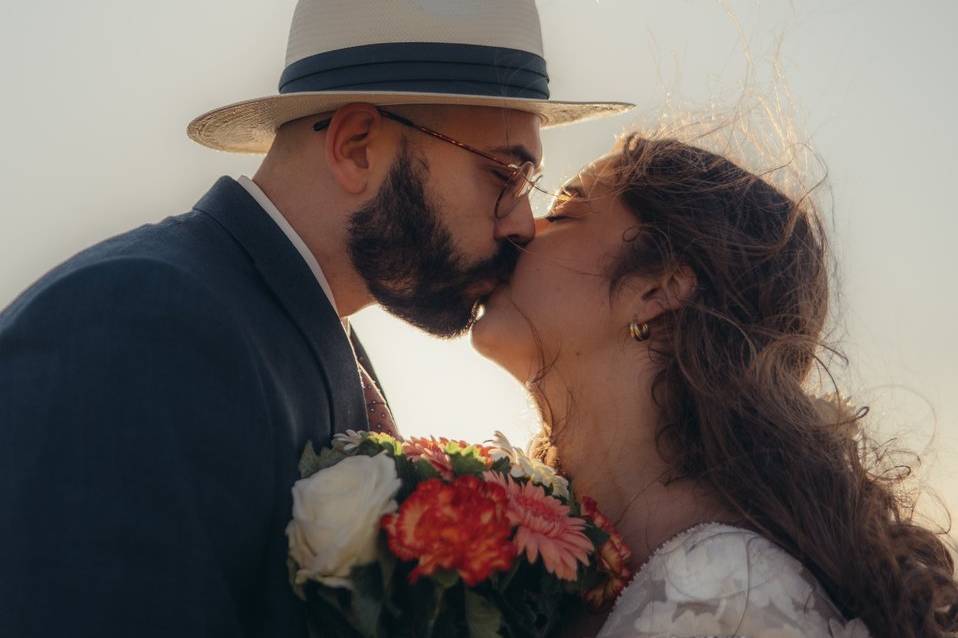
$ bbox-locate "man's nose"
[493,196,535,246]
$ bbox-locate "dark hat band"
[278,42,550,99]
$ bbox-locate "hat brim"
[187,91,635,154]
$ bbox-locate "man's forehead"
[444,106,543,166]
[487,143,541,169]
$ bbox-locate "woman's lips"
[480,281,510,307]
[468,278,500,299]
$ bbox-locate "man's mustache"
[415,241,519,295]
[472,241,520,285]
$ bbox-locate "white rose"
[286,452,401,589]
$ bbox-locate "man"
[0,0,631,636]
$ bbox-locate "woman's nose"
[533,216,552,235]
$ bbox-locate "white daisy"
[332,429,367,452]
[487,431,570,499]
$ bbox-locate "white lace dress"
[596,523,872,638]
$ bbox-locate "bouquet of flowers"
[286,430,633,637]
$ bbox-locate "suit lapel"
[194,176,368,434]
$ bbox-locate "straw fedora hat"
[187,0,635,154]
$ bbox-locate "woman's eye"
[552,188,580,208]
[545,214,571,224]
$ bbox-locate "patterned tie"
[357,363,399,437]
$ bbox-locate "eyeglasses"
[314,109,548,219]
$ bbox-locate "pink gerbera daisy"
[404,437,492,480]
[485,472,593,581]
[403,437,456,479]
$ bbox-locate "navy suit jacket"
[0,177,379,637]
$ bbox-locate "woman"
[471,134,958,637]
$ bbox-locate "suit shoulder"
[63,210,241,278]
[0,251,235,336]
[2,213,243,324]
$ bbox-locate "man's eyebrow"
[486,144,542,169]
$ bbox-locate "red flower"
[579,496,634,611]
[381,476,516,586]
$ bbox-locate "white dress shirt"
[237,176,346,332]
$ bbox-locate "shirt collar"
[237,175,341,318]
[194,176,366,430]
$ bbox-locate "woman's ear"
[626,264,697,324]
[322,104,386,195]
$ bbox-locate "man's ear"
[323,104,387,195]
[627,264,697,323]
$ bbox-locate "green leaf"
[350,562,385,637]
[493,559,522,594]
[575,564,602,593]
[377,535,397,594]
[449,452,488,476]
[355,434,403,458]
[394,456,422,501]
[414,459,442,481]
[355,439,386,457]
[352,562,384,598]
[425,580,455,638]
[287,556,306,601]
[305,585,363,638]
[297,440,351,479]
[583,523,610,555]
[317,446,349,471]
[492,561,572,638]
[431,569,460,590]
[465,590,503,638]
[298,441,323,478]
[489,458,512,475]
[431,585,468,638]
[567,491,581,517]
[384,574,443,635]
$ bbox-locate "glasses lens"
[495,162,538,218]
[515,162,537,199]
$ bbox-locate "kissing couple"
[1,1,955,637]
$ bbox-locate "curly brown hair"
[582,132,958,637]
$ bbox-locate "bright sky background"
[1,1,955,523]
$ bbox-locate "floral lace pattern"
[597,524,872,638]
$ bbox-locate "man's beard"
[347,142,518,338]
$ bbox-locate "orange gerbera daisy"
[382,476,515,586]
[485,472,593,581]
[579,496,634,610]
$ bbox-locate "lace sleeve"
[597,594,870,638]
[596,524,871,638]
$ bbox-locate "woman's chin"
[469,293,529,379]
[469,303,499,358]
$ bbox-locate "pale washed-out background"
[0,1,955,525]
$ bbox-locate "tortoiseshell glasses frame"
[314,109,550,219]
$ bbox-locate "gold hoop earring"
[629,320,651,342]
